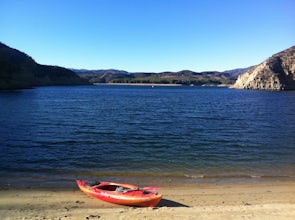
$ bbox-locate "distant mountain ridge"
[0,42,89,90]
[71,69,128,75]
[223,67,253,75]
[4,41,293,90]
[73,68,247,86]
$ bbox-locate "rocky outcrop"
[233,46,295,90]
[0,42,89,90]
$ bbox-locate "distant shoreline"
[93,83,231,87]
[94,83,183,87]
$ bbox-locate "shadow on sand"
[158,199,190,207]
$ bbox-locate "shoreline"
[1,180,295,219]
[2,173,295,189]
[94,82,183,86]
[1,171,295,189]
[93,82,232,87]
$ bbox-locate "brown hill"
[232,46,295,90]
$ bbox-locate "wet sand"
[1,181,295,219]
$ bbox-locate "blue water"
[0,85,295,187]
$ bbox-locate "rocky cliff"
[233,46,295,90]
[0,42,89,90]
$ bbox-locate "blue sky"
[1,0,294,72]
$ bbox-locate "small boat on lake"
[76,180,162,207]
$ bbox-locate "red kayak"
[76,180,162,207]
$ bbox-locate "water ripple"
[0,86,295,186]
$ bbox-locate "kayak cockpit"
[99,184,129,192]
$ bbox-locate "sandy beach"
[1,181,295,220]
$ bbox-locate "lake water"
[0,85,295,187]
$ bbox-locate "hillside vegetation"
[75,69,244,86]
[0,42,89,90]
